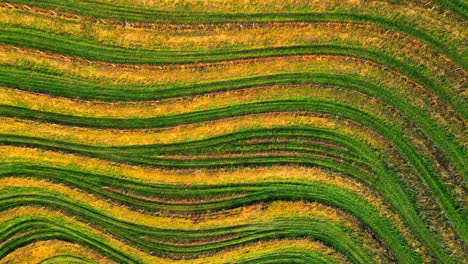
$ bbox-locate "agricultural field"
[0,0,466,263]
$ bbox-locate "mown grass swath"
[0,0,465,263]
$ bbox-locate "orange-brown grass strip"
[0,113,386,147]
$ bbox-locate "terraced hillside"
[0,1,466,263]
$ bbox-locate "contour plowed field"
[0,1,466,263]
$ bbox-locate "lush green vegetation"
[0,1,465,263]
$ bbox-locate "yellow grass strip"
[0,146,368,186]
[0,152,394,228]
[2,46,462,135]
[0,85,391,119]
[0,207,351,263]
[1,177,360,230]
[0,240,114,264]
[1,5,460,66]
[89,0,427,16]
[1,0,462,44]
[0,113,386,147]
[0,47,384,84]
[0,149,423,255]
[0,46,433,88]
[5,43,464,122]
[0,209,142,263]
